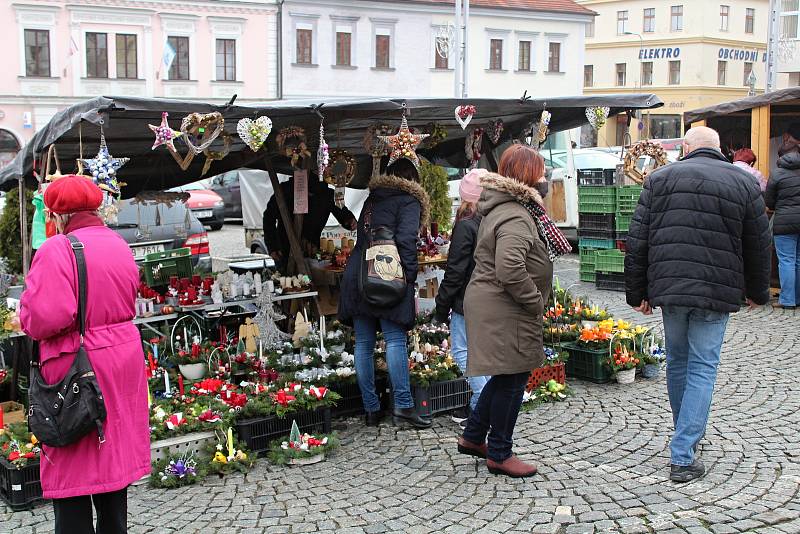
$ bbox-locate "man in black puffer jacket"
[765,123,800,309]
[625,126,771,483]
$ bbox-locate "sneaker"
[459,419,467,431]
[670,459,705,483]
[451,407,469,424]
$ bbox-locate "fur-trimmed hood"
[478,172,543,215]
[369,174,431,227]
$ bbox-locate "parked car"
[208,171,243,219]
[109,199,211,272]
[169,181,226,230]
[573,148,625,171]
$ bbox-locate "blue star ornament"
[80,140,129,195]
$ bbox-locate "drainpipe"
[277,0,285,100]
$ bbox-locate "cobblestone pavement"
[4,255,800,533]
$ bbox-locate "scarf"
[519,200,572,262]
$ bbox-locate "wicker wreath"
[323,149,357,187]
[624,141,670,183]
[276,126,311,168]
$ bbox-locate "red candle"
[178,375,185,397]
[0,404,4,429]
[431,222,439,238]
[147,352,155,374]
[192,275,202,287]
[169,276,178,288]
[180,278,190,291]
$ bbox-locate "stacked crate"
[577,169,616,284]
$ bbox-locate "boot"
[486,455,538,478]
[364,411,382,427]
[392,407,432,429]
[457,436,487,459]
[670,459,705,483]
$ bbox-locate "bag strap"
[66,235,88,338]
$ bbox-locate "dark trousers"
[53,487,128,534]
[462,372,529,462]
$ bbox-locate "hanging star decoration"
[149,112,183,151]
[378,115,429,169]
[80,128,129,195]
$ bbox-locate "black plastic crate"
[412,378,471,418]
[596,271,626,292]
[330,378,387,418]
[0,458,43,511]
[562,342,612,384]
[578,228,617,240]
[234,407,332,454]
[577,169,616,186]
[578,213,615,232]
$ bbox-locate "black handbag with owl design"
[359,201,408,307]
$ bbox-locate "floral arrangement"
[456,105,477,120]
[149,452,204,489]
[268,421,339,465]
[409,351,460,387]
[578,323,614,350]
[543,323,580,344]
[234,382,340,420]
[208,427,255,476]
[521,379,571,411]
[606,344,642,375]
[0,423,39,467]
[580,305,610,322]
[170,341,218,366]
[149,396,230,441]
[642,345,666,365]
[416,322,450,346]
[543,346,569,365]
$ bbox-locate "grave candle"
[164,371,170,395]
[178,374,185,397]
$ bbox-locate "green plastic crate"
[578,186,617,213]
[578,237,615,249]
[579,247,598,265]
[594,249,625,273]
[142,248,193,287]
[616,185,643,214]
[614,213,633,233]
[562,342,611,383]
[579,266,596,283]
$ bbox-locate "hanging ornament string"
[317,120,329,179]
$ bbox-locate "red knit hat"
[44,175,103,214]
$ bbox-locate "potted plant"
[579,306,610,329]
[607,344,641,384]
[640,340,666,379]
[170,341,216,380]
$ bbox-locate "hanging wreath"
[323,150,357,187]
[180,112,225,155]
[624,141,670,184]
[363,123,394,156]
[585,107,610,131]
[276,126,311,169]
[423,123,448,148]
[486,119,504,145]
[465,128,485,168]
[201,132,233,176]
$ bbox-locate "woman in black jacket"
[434,169,489,423]
[339,159,431,428]
[766,124,800,309]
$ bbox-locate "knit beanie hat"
[460,168,487,203]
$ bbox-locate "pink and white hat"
[459,168,487,203]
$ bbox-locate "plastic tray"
[0,457,43,511]
[616,185,643,214]
[562,342,612,384]
[235,408,332,454]
[150,431,217,463]
[578,212,615,232]
[594,249,625,273]
[577,169,616,187]
[578,186,616,214]
[527,362,566,391]
[614,213,633,233]
[578,237,616,250]
[596,271,626,292]
[411,378,471,418]
[142,248,193,288]
[330,378,388,418]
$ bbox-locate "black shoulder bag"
[28,235,107,447]
[358,200,408,307]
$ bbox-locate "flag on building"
[162,40,176,74]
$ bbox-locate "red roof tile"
[398,0,595,16]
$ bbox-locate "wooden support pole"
[19,177,30,277]
[751,105,771,179]
[263,156,307,276]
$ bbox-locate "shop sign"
[718,48,766,62]
[638,47,680,60]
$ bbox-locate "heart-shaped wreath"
[237,116,272,152]
[181,112,225,155]
[455,105,476,130]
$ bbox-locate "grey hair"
[684,126,721,151]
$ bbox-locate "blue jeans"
[662,306,730,466]
[450,313,488,410]
[353,316,413,412]
[774,234,800,306]
[462,372,530,462]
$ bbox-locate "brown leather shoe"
[486,455,538,478]
[457,437,487,459]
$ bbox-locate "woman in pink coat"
[20,175,149,534]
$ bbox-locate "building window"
[296,29,312,65]
[115,34,137,79]
[617,10,629,35]
[616,63,626,86]
[720,5,730,31]
[641,61,653,86]
[745,8,755,33]
[586,21,595,38]
[375,34,390,68]
[782,2,799,39]
[24,29,50,77]
[86,32,108,78]
[671,5,684,31]
[518,40,531,71]
[167,36,190,80]
[489,39,503,70]
[584,65,594,87]
[548,42,561,72]
[717,60,727,85]
[215,39,236,81]
[669,60,681,84]
[744,61,753,85]
[434,47,448,69]
[643,8,656,32]
[336,31,351,66]
[650,115,682,139]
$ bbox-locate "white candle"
[183,327,189,351]
[319,318,324,353]
[153,344,159,366]
[259,340,263,360]
[164,372,170,395]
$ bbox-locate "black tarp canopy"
[0,93,662,197]
[684,87,800,125]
